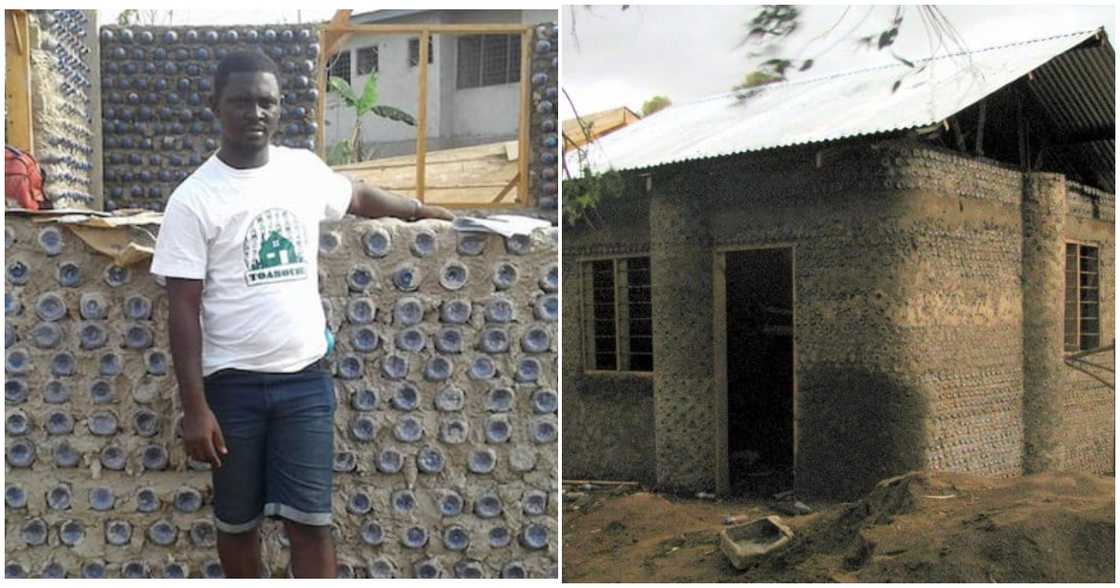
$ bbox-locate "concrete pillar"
[1021,172,1067,473]
[649,175,717,492]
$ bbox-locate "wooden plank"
[328,9,352,29]
[10,10,23,54]
[322,30,352,63]
[318,12,354,157]
[324,23,529,34]
[416,29,430,203]
[490,173,519,203]
[5,10,33,152]
[373,182,515,191]
[315,27,328,157]
[440,201,530,209]
[333,140,511,170]
[517,28,532,205]
[339,156,499,171]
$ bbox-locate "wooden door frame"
[712,244,798,496]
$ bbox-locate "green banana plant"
[328,73,417,163]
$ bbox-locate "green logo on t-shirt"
[243,208,308,286]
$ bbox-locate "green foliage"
[744,5,802,41]
[734,70,783,91]
[325,141,353,166]
[328,74,416,164]
[117,9,138,26]
[562,168,625,227]
[370,105,417,126]
[737,6,960,94]
[561,87,630,226]
[641,95,672,117]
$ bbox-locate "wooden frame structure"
[318,10,533,208]
[5,10,33,151]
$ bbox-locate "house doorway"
[715,247,795,496]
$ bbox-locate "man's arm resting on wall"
[166,277,226,468]
[348,180,455,221]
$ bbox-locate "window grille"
[327,50,351,85]
[1065,243,1100,352]
[408,37,433,67]
[456,34,520,89]
[356,46,379,75]
[582,257,653,372]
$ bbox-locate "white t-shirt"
[150,145,352,376]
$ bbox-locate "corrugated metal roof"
[567,29,1103,176]
[350,10,430,24]
[1026,35,1115,191]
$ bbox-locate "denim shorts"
[203,361,335,533]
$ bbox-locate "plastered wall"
[4,216,558,578]
[563,139,1114,498]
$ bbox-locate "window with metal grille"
[356,46,379,75]
[456,34,521,89]
[408,37,433,67]
[582,257,653,372]
[1065,243,1100,352]
[326,50,351,85]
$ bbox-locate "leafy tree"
[738,6,966,93]
[640,95,672,116]
[327,73,416,164]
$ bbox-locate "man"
[150,51,452,578]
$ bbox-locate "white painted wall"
[324,9,556,158]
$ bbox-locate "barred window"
[408,37,433,67]
[582,257,653,372]
[326,50,351,85]
[356,46,379,75]
[456,34,520,89]
[1065,243,1100,352]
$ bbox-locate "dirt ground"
[562,471,1114,583]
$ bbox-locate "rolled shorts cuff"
[214,512,264,534]
[263,502,332,526]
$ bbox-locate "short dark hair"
[213,50,280,100]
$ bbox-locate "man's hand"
[419,204,454,221]
[348,180,456,221]
[182,407,227,468]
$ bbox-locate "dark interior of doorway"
[725,248,794,495]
